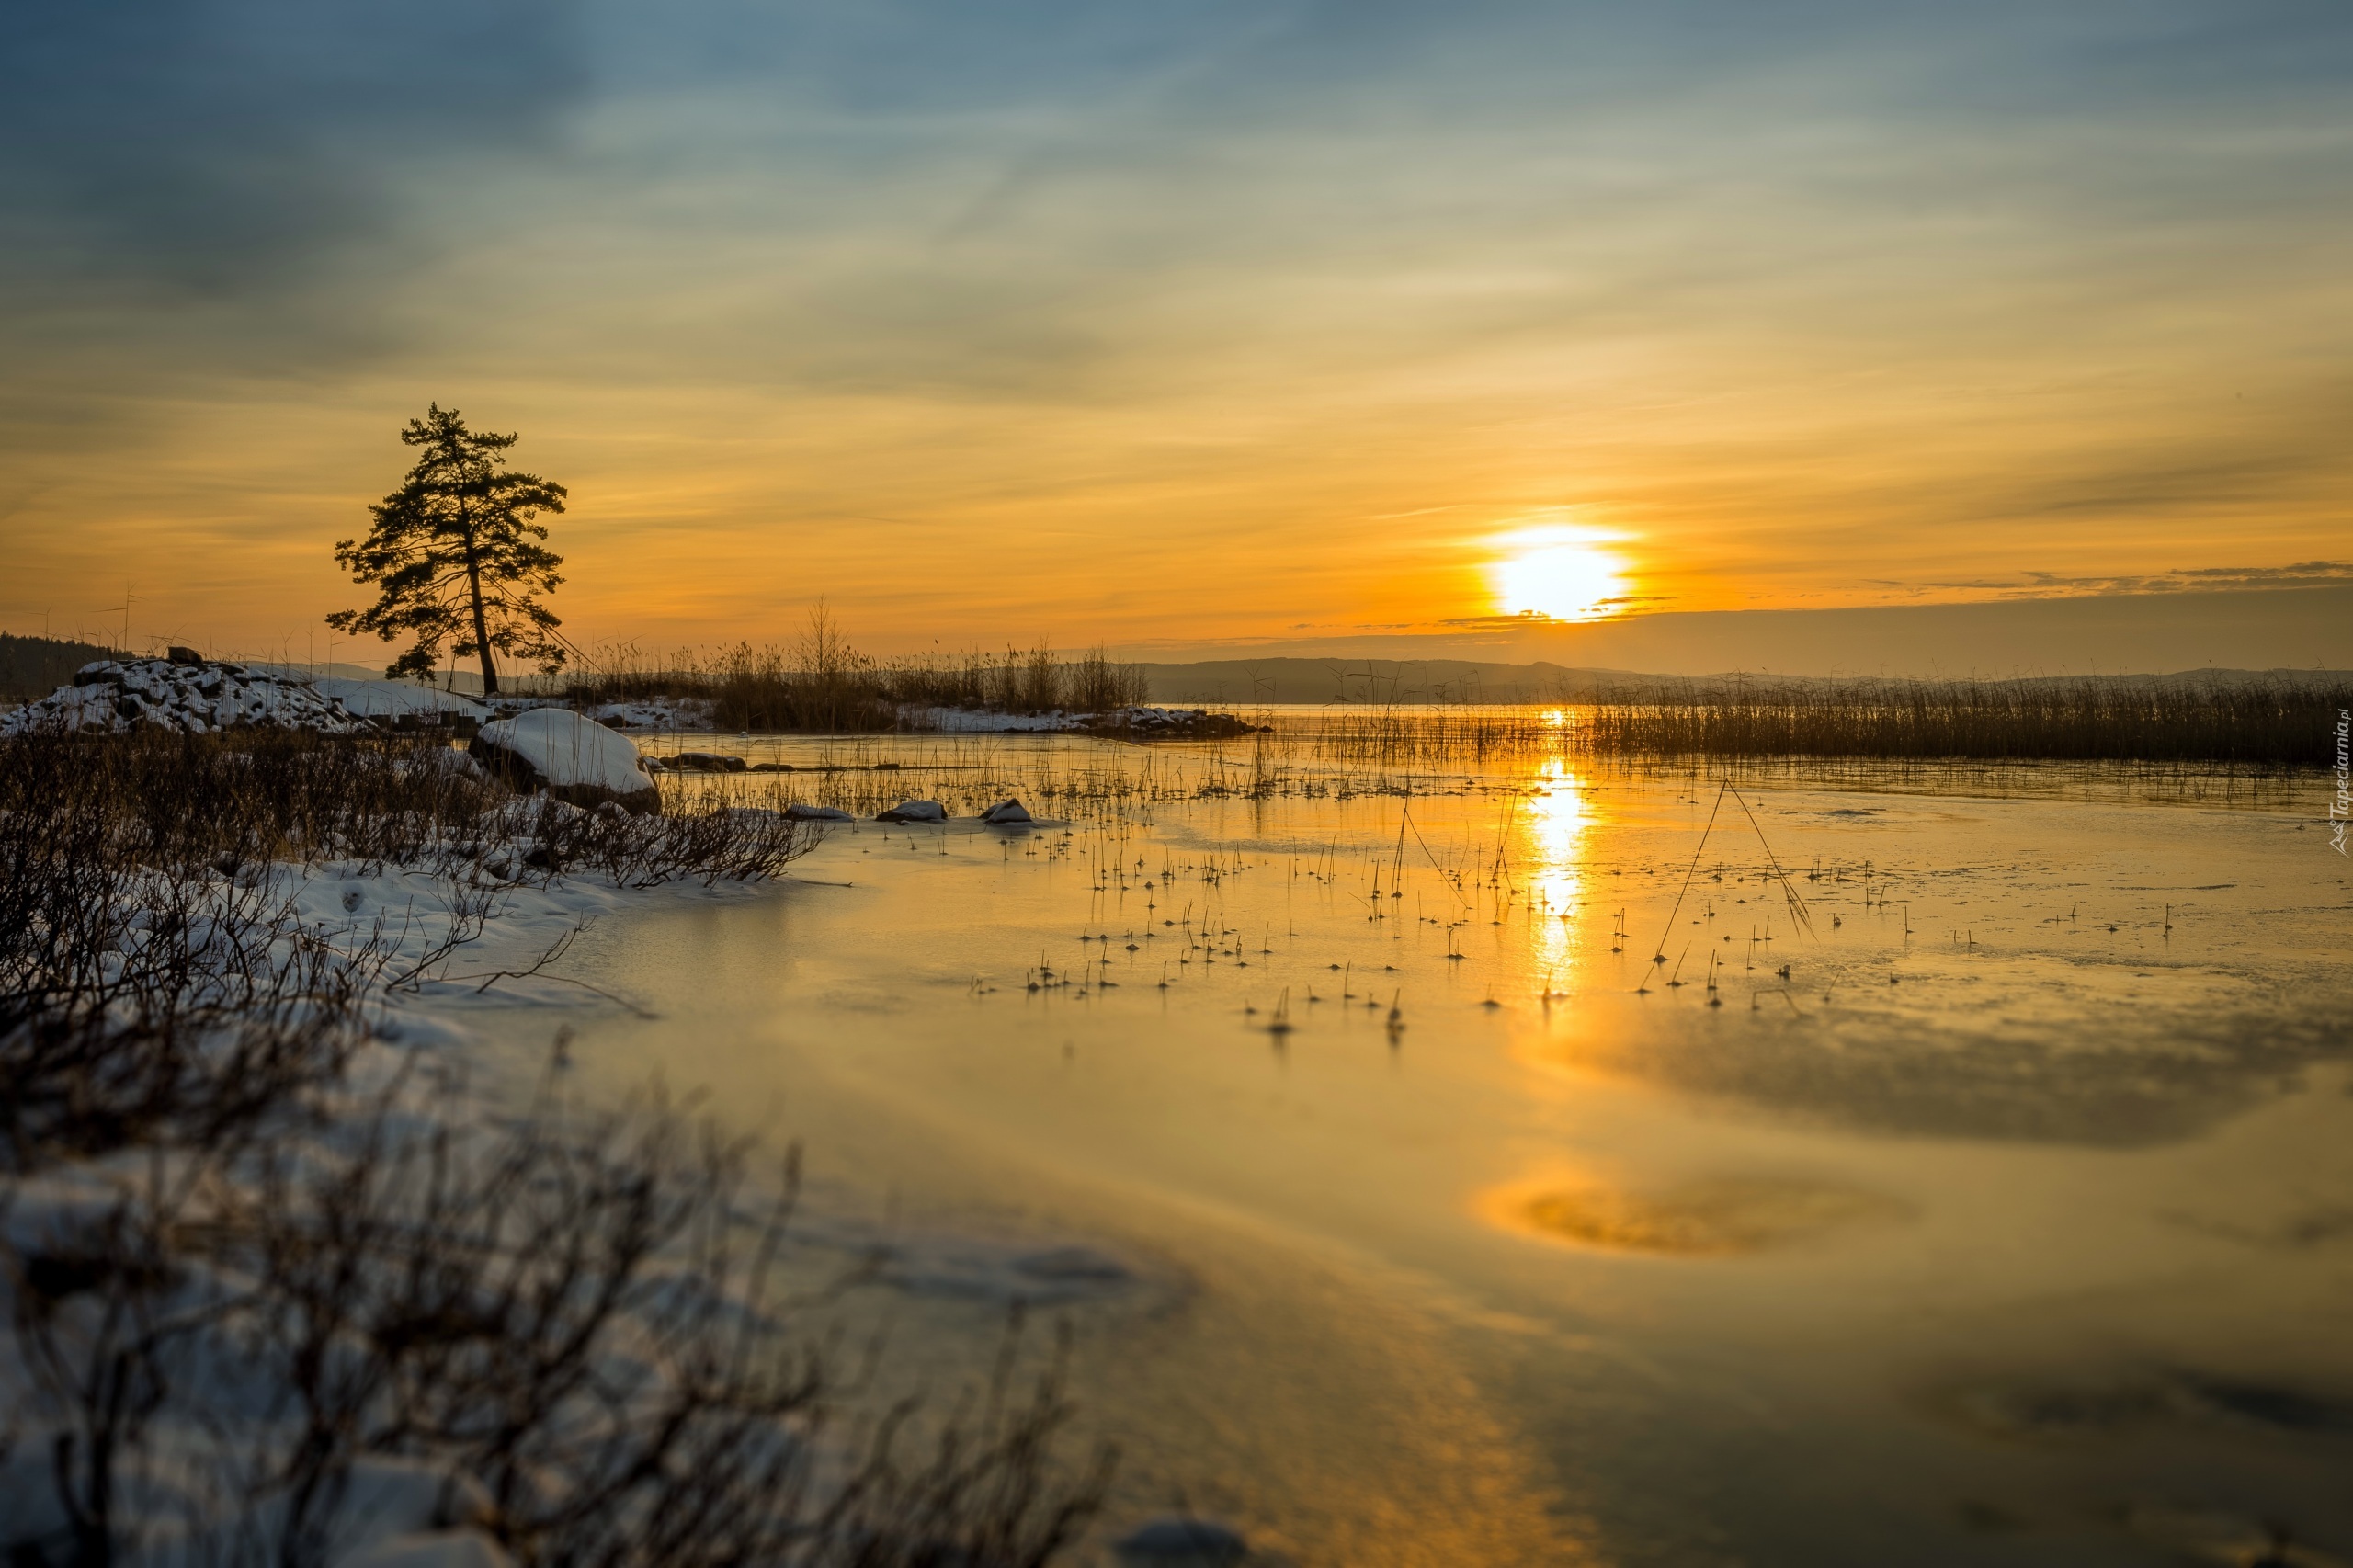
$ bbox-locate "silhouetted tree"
[329,405,567,695]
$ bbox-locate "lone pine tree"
[329,405,568,695]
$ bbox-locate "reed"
[562,609,1152,733]
[1580,674,2349,765]
[1283,674,2348,768]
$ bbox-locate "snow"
[0,845,1155,1560]
[585,697,716,732]
[472,709,654,798]
[0,854,779,1562]
[312,677,488,722]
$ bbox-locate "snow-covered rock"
[980,799,1033,824]
[783,803,855,822]
[895,704,1267,740]
[6,659,365,735]
[470,710,660,814]
[876,800,946,823]
[1092,705,1265,739]
[0,661,493,737]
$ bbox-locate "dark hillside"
[0,633,117,699]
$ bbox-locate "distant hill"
[1137,657,2353,705]
[0,633,119,700]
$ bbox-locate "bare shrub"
[0,727,1108,1565]
[0,736,387,1173]
[4,1072,1114,1567]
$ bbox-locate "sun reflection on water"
[1523,757,1589,984]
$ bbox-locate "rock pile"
[4,659,370,736]
[1,658,494,738]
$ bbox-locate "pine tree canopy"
[328,405,568,694]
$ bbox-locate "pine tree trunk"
[463,542,501,697]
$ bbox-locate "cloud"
[6,0,2353,653]
[2006,562,2353,597]
[0,0,587,336]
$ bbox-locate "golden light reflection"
[1477,1170,1911,1256]
[1487,524,1631,622]
[1524,757,1588,985]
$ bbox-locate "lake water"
[506,725,2352,1565]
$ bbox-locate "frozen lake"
[495,723,2351,1565]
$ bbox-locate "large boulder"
[470,709,661,814]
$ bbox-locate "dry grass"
[1581,675,2349,764]
[566,611,1149,733]
[1285,676,2349,769]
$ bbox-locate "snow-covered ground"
[0,856,658,1563]
[581,696,717,732]
[312,676,488,722]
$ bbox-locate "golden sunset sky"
[4,2,2348,671]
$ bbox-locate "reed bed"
[1282,676,2348,770]
[1582,676,2348,764]
[569,613,1149,733]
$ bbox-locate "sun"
[1488,528,1630,621]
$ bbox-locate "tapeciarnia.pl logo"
[2332,707,2350,856]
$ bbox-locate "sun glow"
[1488,527,1631,622]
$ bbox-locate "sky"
[3,0,2349,674]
